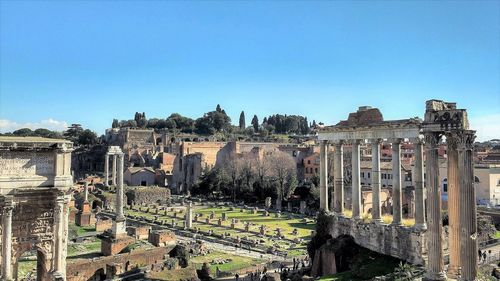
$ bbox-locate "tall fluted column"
[333,142,344,215]
[319,140,329,211]
[112,154,117,186]
[447,133,461,278]
[424,133,446,280]
[53,196,65,275]
[371,139,382,223]
[105,153,109,187]
[352,140,362,219]
[1,200,14,281]
[457,130,477,281]
[116,153,125,221]
[413,139,427,231]
[391,139,402,225]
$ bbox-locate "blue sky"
[0,1,499,140]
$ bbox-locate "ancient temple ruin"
[317,100,477,281]
[0,137,73,281]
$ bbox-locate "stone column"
[84,182,89,202]
[391,139,402,226]
[112,152,126,237]
[319,140,329,211]
[446,133,461,278]
[61,194,71,279]
[457,131,477,281]
[352,140,362,219]
[53,196,65,275]
[413,139,427,231]
[186,201,193,228]
[424,133,446,280]
[112,154,117,186]
[105,153,109,187]
[371,139,382,223]
[333,141,344,215]
[1,200,14,281]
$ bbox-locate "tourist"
[235,273,239,281]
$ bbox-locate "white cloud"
[0,119,69,133]
[469,114,500,142]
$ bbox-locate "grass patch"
[147,265,199,281]
[191,251,264,274]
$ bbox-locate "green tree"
[34,128,53,137]
[239,111,246,130]
[251,115,259,131]
[12,128,34,136]
[78,129,98,146]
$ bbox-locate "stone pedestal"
[76,202,95,226]
[100,232,135,256]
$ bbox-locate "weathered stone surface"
[148,230,176,247]
[125,187,171,205]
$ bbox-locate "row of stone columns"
[320,138,426,229]
[424,131,477,281]
[104,153,118,187]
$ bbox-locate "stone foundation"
[67,246,174,281]
[99,233,136,256]
[327,213,428,265]
[127,226,151,240]
[148,230,177,247]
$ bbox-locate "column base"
[413,223,428,232]
[424,271,447,281]
[112,220,126,238]
[372,218,383,224]
[447,266,461,280]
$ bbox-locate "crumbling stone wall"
[326,214,430,265]
[66,246,174,281]
[126,187,171,205]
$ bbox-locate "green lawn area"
[125,204,311,257]
[495,231,500,239]
[67,238,102,259]
[190,251,264,274]
[68,223,96,240]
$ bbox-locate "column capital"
[424,132,442,149]
[456,130,476,151]
[334,140,344,146]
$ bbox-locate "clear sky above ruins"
[0,1,499,140]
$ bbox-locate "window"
[368,172,370,178]
[361,172,364,178]
[315,168,318,173]
[308,160,311,164]
[306,168,309,173]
